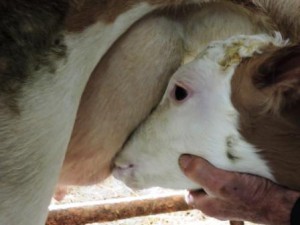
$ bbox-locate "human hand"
[179,154,300,225]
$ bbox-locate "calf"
[114,33,300,193]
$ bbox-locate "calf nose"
[115,162,134,170]
[113,161,135,178]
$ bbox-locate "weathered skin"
[180,156,300,225]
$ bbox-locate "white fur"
[0,3,155,225]
[113,34,288,190]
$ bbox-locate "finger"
[185,189,206,206]
[179,154,237,198]
[188,192,243,221]
[53,185,68,201]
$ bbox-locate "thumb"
[179,154,236,197]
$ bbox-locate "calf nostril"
[174,84,188,101]
[128,164,134,169]
[115,163,134,170]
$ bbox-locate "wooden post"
[47,191,244,225]
[46,192,192,225]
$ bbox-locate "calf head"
[114,33,300,191]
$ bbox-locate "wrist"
[265,187,300,225]
[291,196,300,225]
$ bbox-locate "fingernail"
[179,154,192,170]
[184,192,195,205]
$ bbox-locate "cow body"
[0,1,165,224]
[1,1,300,225]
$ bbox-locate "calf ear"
[253,44,300,115]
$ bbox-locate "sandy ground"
[51,176,259,225]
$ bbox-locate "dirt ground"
[51,176,260,225]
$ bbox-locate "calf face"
[113,33,300,191]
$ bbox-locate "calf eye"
[174,85,188,101]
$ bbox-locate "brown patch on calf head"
[254,45,300,121]
[231,44,300,191]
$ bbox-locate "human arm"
[179,154,300,225]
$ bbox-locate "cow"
[1,1,300,224]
